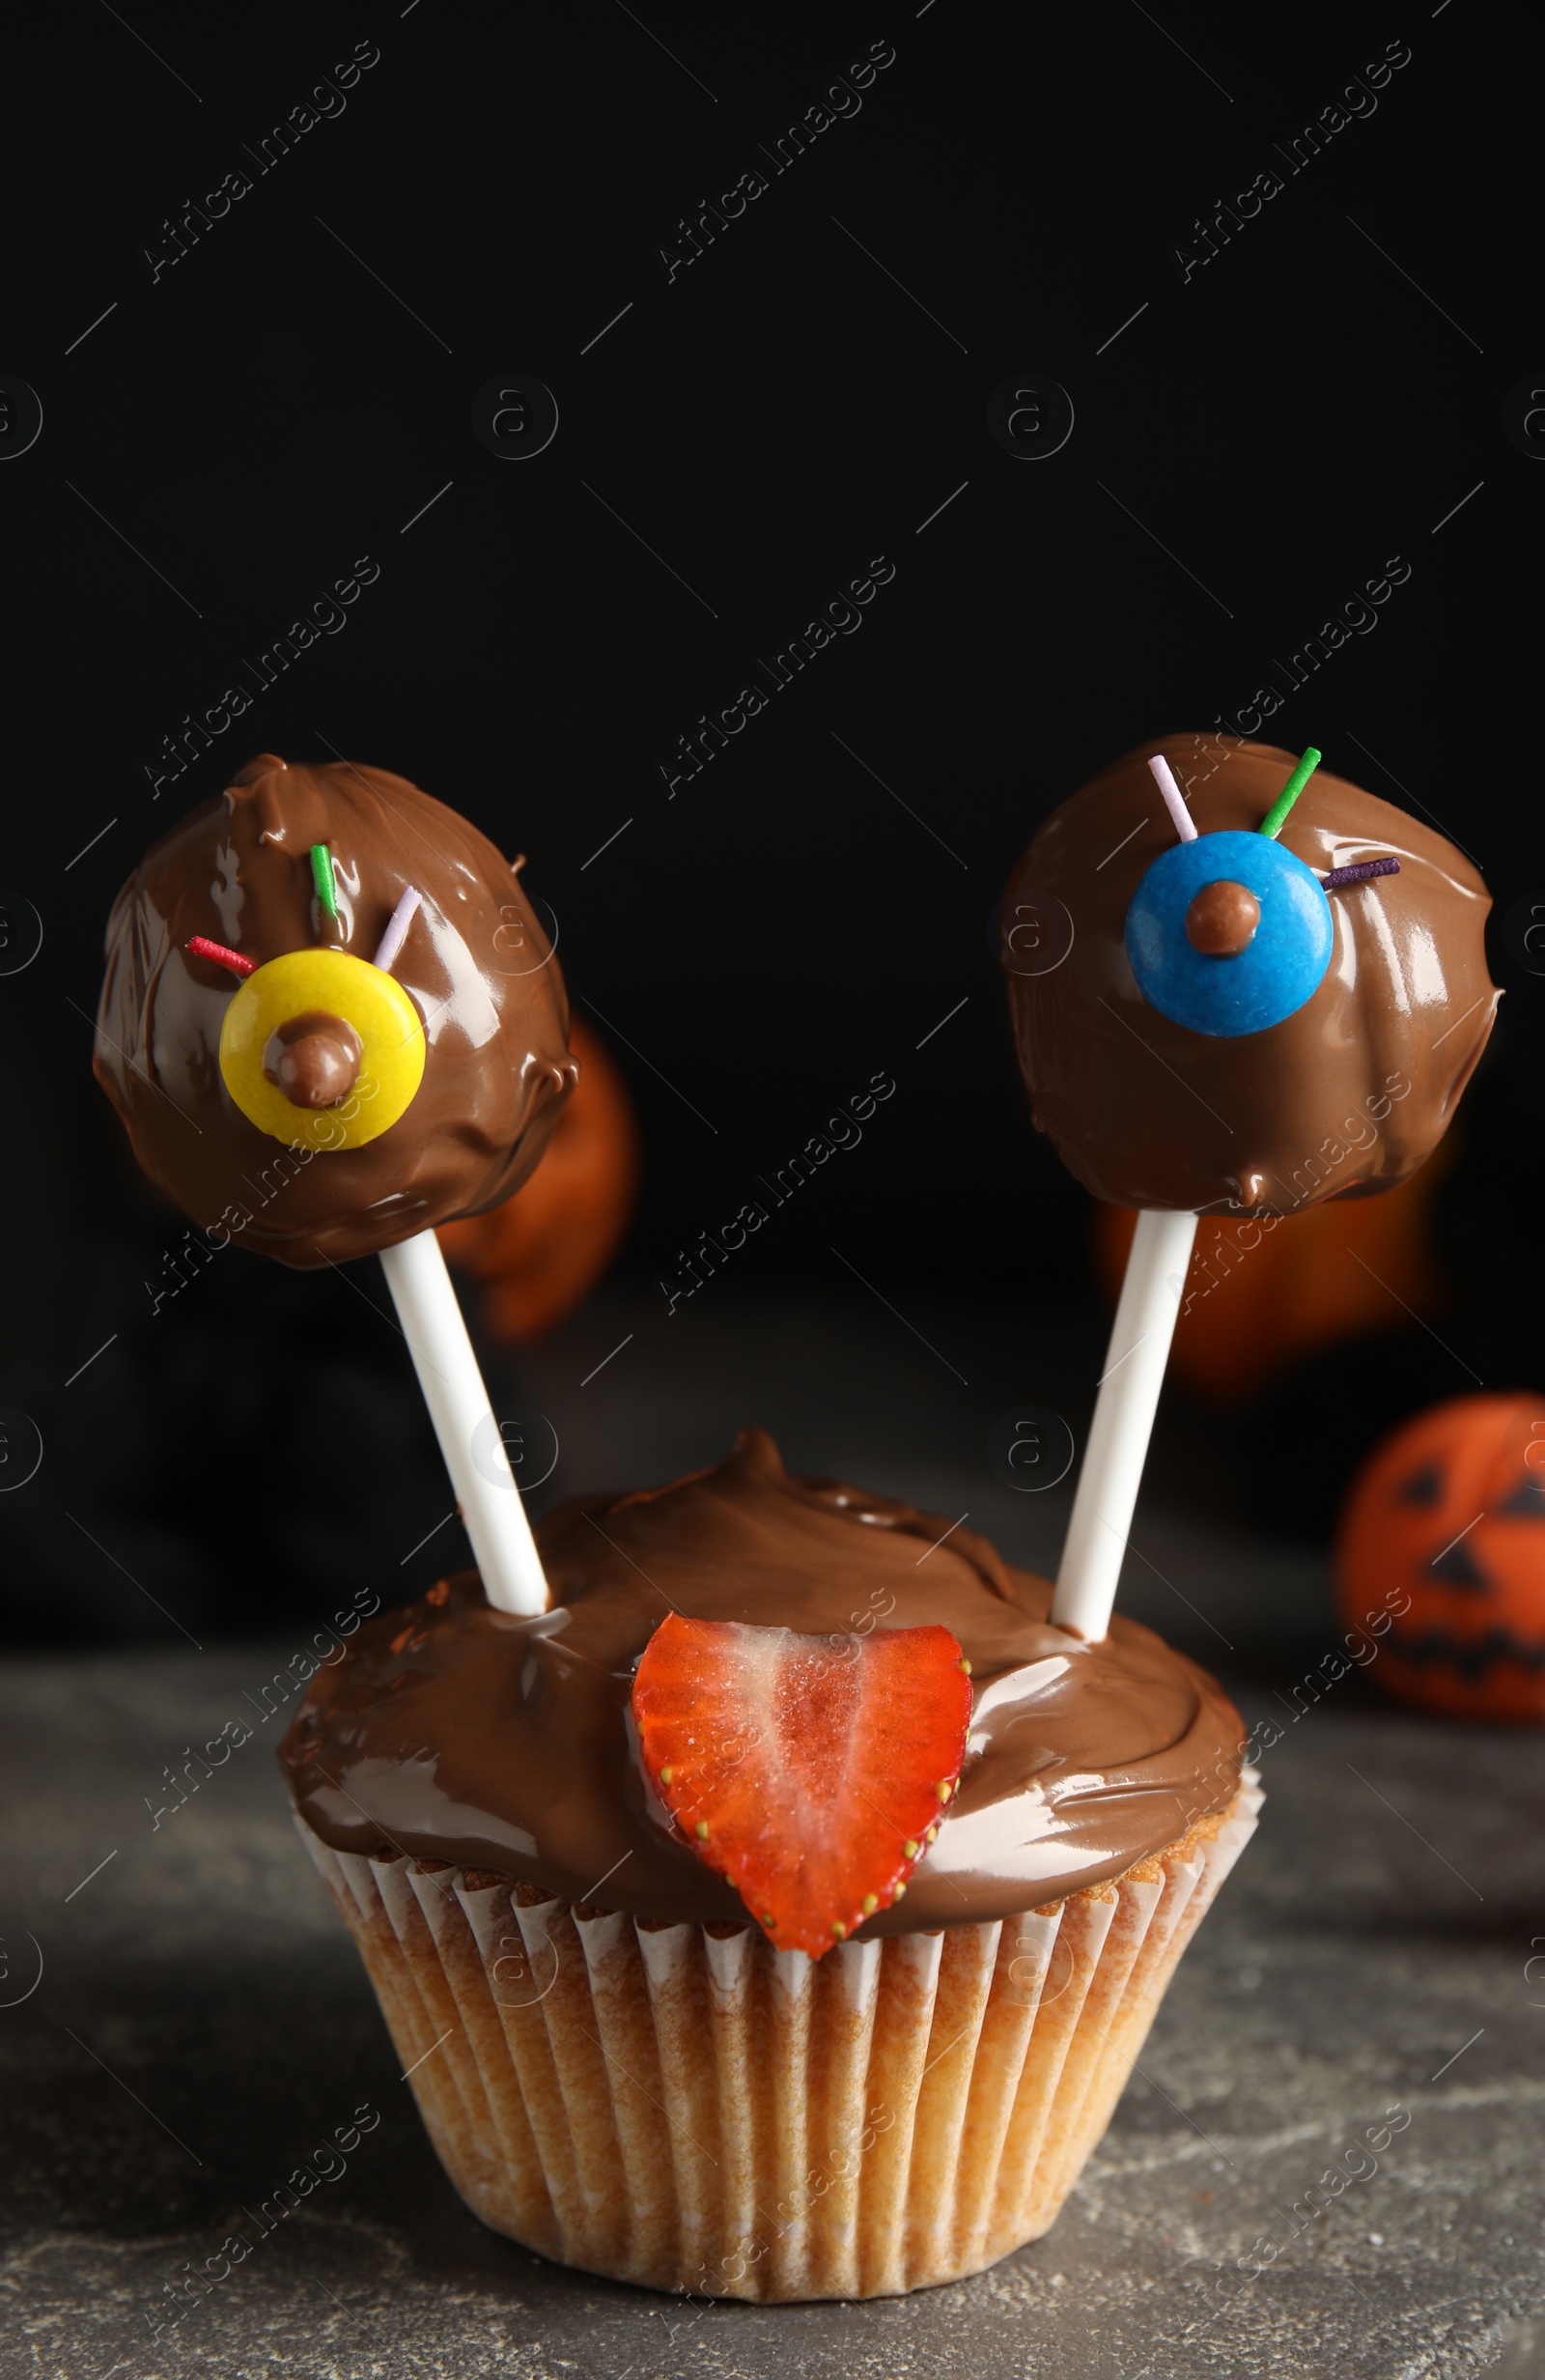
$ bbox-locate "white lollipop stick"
[368,885,547,1616]
[1148,752,1197,842]
[379,1231,549,1615]
[1053,1206,1198,1640]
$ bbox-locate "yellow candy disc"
[217,949,426,1152]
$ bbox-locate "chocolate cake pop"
[95,755,576,1265]
[1003,735,1498,1216]
[95,752,577,1614]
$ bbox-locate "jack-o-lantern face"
[1336,1395,1545,1722]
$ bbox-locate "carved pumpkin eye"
[216,949,426,1150]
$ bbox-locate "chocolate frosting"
[279,1431,1246,1930]
[1003,736,1498,1214]
[94,757,576,1264]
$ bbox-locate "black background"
[3,0,1539,1639]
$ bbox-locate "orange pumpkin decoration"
[437,1015,639,1342]
[1092,1137,1455,1402]
[1335,1394,1545,1723]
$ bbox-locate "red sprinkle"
[185,936,255,978]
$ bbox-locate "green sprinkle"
[1257,748,1321,840]
[310,842,339,921]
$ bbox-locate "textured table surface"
[1,1630,1541,2380]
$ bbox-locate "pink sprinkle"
[373,886,422,973]
[1147,753,1198,843]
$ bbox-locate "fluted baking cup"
[296,1773,1260,2300]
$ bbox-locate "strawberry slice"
[632,1616,973,1957]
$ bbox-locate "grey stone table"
[2,1636,1542,2380]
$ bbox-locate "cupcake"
[280,1429,1257,2300]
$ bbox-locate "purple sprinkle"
[1321,857,1401,892]
[373,885,422,973]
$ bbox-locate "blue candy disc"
[1124,830,1333,1037]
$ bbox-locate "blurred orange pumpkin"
[1092,1139,1454,1402]
[1336,1393,1545,1723]
[437,1015,638,1342]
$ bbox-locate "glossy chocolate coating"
[1004,736,1498,1213]
[95,756,577,1264]
[279,1431,1245,1930]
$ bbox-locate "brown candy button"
[1186,878,1259,956]
[262,1010,363,1109]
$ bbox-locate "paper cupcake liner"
[296,1772,1260,2300]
